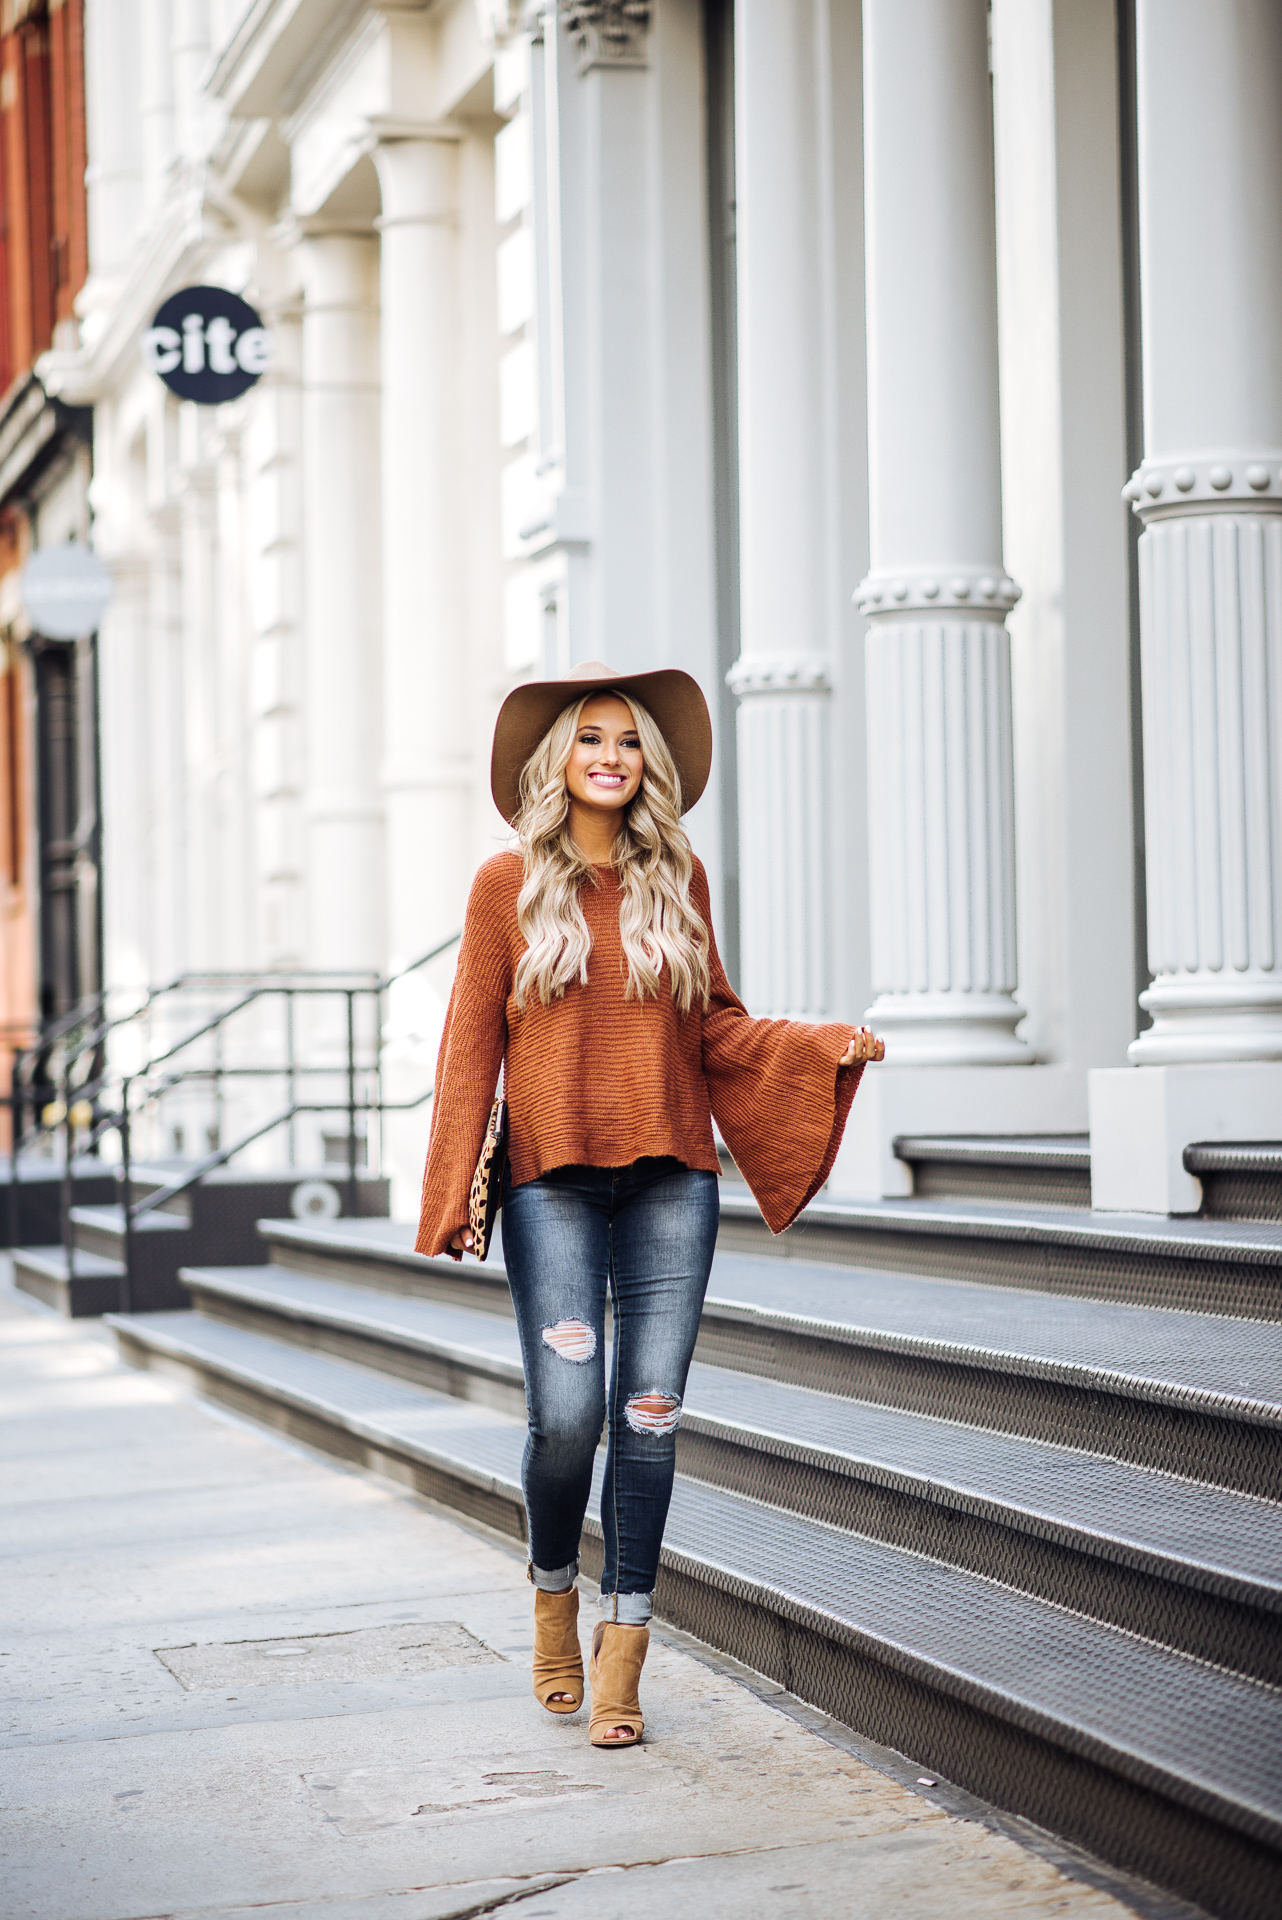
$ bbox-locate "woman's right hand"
[449,1224,475,1255]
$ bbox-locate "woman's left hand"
[839,1026,885,1066]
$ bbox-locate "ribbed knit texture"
[416,851,863,1257]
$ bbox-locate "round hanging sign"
[21,544,113,639]
[140,285,272,404]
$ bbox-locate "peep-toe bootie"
[588,1621,649,1747]
[532,1585,584,1713]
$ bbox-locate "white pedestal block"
[1088,1062,1282,1215]
[829,1062,1086,1200]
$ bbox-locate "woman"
[416,661,882,1749]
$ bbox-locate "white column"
[176,405,219,971]
[139,0,174,213]
[372,136,468,965]
[990,0,1136,1073]
[81,0,142,281]
[859,0,1028,1065]
[244,288,305,970]
[728,0,832,1019]
[1126,0,1282,1064]
[171,0,212,165]
[297,232,385,973]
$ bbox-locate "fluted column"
[1126,0,1282,1063]
[372,135,468,963]
[297,232,385,973]
[730,0,832,1018]
[859,0,1028,1064]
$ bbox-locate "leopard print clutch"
[467,1092,509,1263]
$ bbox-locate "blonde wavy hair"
[513,692,712,1015]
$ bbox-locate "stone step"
[249,1221,1282,1498]
[1188,1144,1282,1224]
[19,1166,395,1319]
[61,1206,193,1311]
[106,1306,1282,1920]
[717,1187,1282,1320]
[0,1156,118,1247]
[177,1260,1282,1684]
[120,1162,390,1242]
[894,1134,1092,1209]
[11,1244,126,1317]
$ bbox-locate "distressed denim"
[501,1156,719,1624]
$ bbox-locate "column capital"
[362,116,465,148]
[270,214,377,248]
[726,653,831,698]
[561,2,650,73]
[856,564,1020,620]
[1124,450,1282,520]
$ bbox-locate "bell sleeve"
[696,866,863,1235]
[415,859,513,1260]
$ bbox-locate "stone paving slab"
[0,1269,1194,1920]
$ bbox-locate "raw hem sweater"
[415,851,863,1258]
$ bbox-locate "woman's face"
[564,695,644,818]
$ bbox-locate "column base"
[1088,1062,1282,1214]
[1128,977,1282,1065]
[829,1063,1085,1200]
[866,992,1032,1067]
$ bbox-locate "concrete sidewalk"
[0,1272,1179,1920]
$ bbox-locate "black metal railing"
[6,934,461,1311]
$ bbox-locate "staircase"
[0,1154,118,1246]
[892,1132,1282,1221]
[12,1164,390,1316]
[105,1164,1282,1920]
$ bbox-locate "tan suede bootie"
[532,1585,584,1713]
[588,1620,649,1747]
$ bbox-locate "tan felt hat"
[491,661,713,825]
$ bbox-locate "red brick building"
[0,0,94,1148]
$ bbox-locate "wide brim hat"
[491,661,713,825]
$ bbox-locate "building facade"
[1,0,97,1144]
[35,0,1282,1213]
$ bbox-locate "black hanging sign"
[141,285,272,403]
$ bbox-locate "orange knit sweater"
[415,852,863,1258]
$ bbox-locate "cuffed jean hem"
[528,1557,579,1592]
[598,1590,653,1625]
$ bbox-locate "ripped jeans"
[500,1157,719,1624]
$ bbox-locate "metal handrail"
[7,931,462,1305]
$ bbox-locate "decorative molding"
[726,653,831,697]
[856,564,1020,618]
[37,186,204,406]
[1129,508,1282,1063]
[474,0,526,48]
[863,615,1030,1066]
[1124,450,1282,519]
[363,117,465,147]
[562,0,650,72]
[270,213,379,246]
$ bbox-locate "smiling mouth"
[589,772,628,788]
